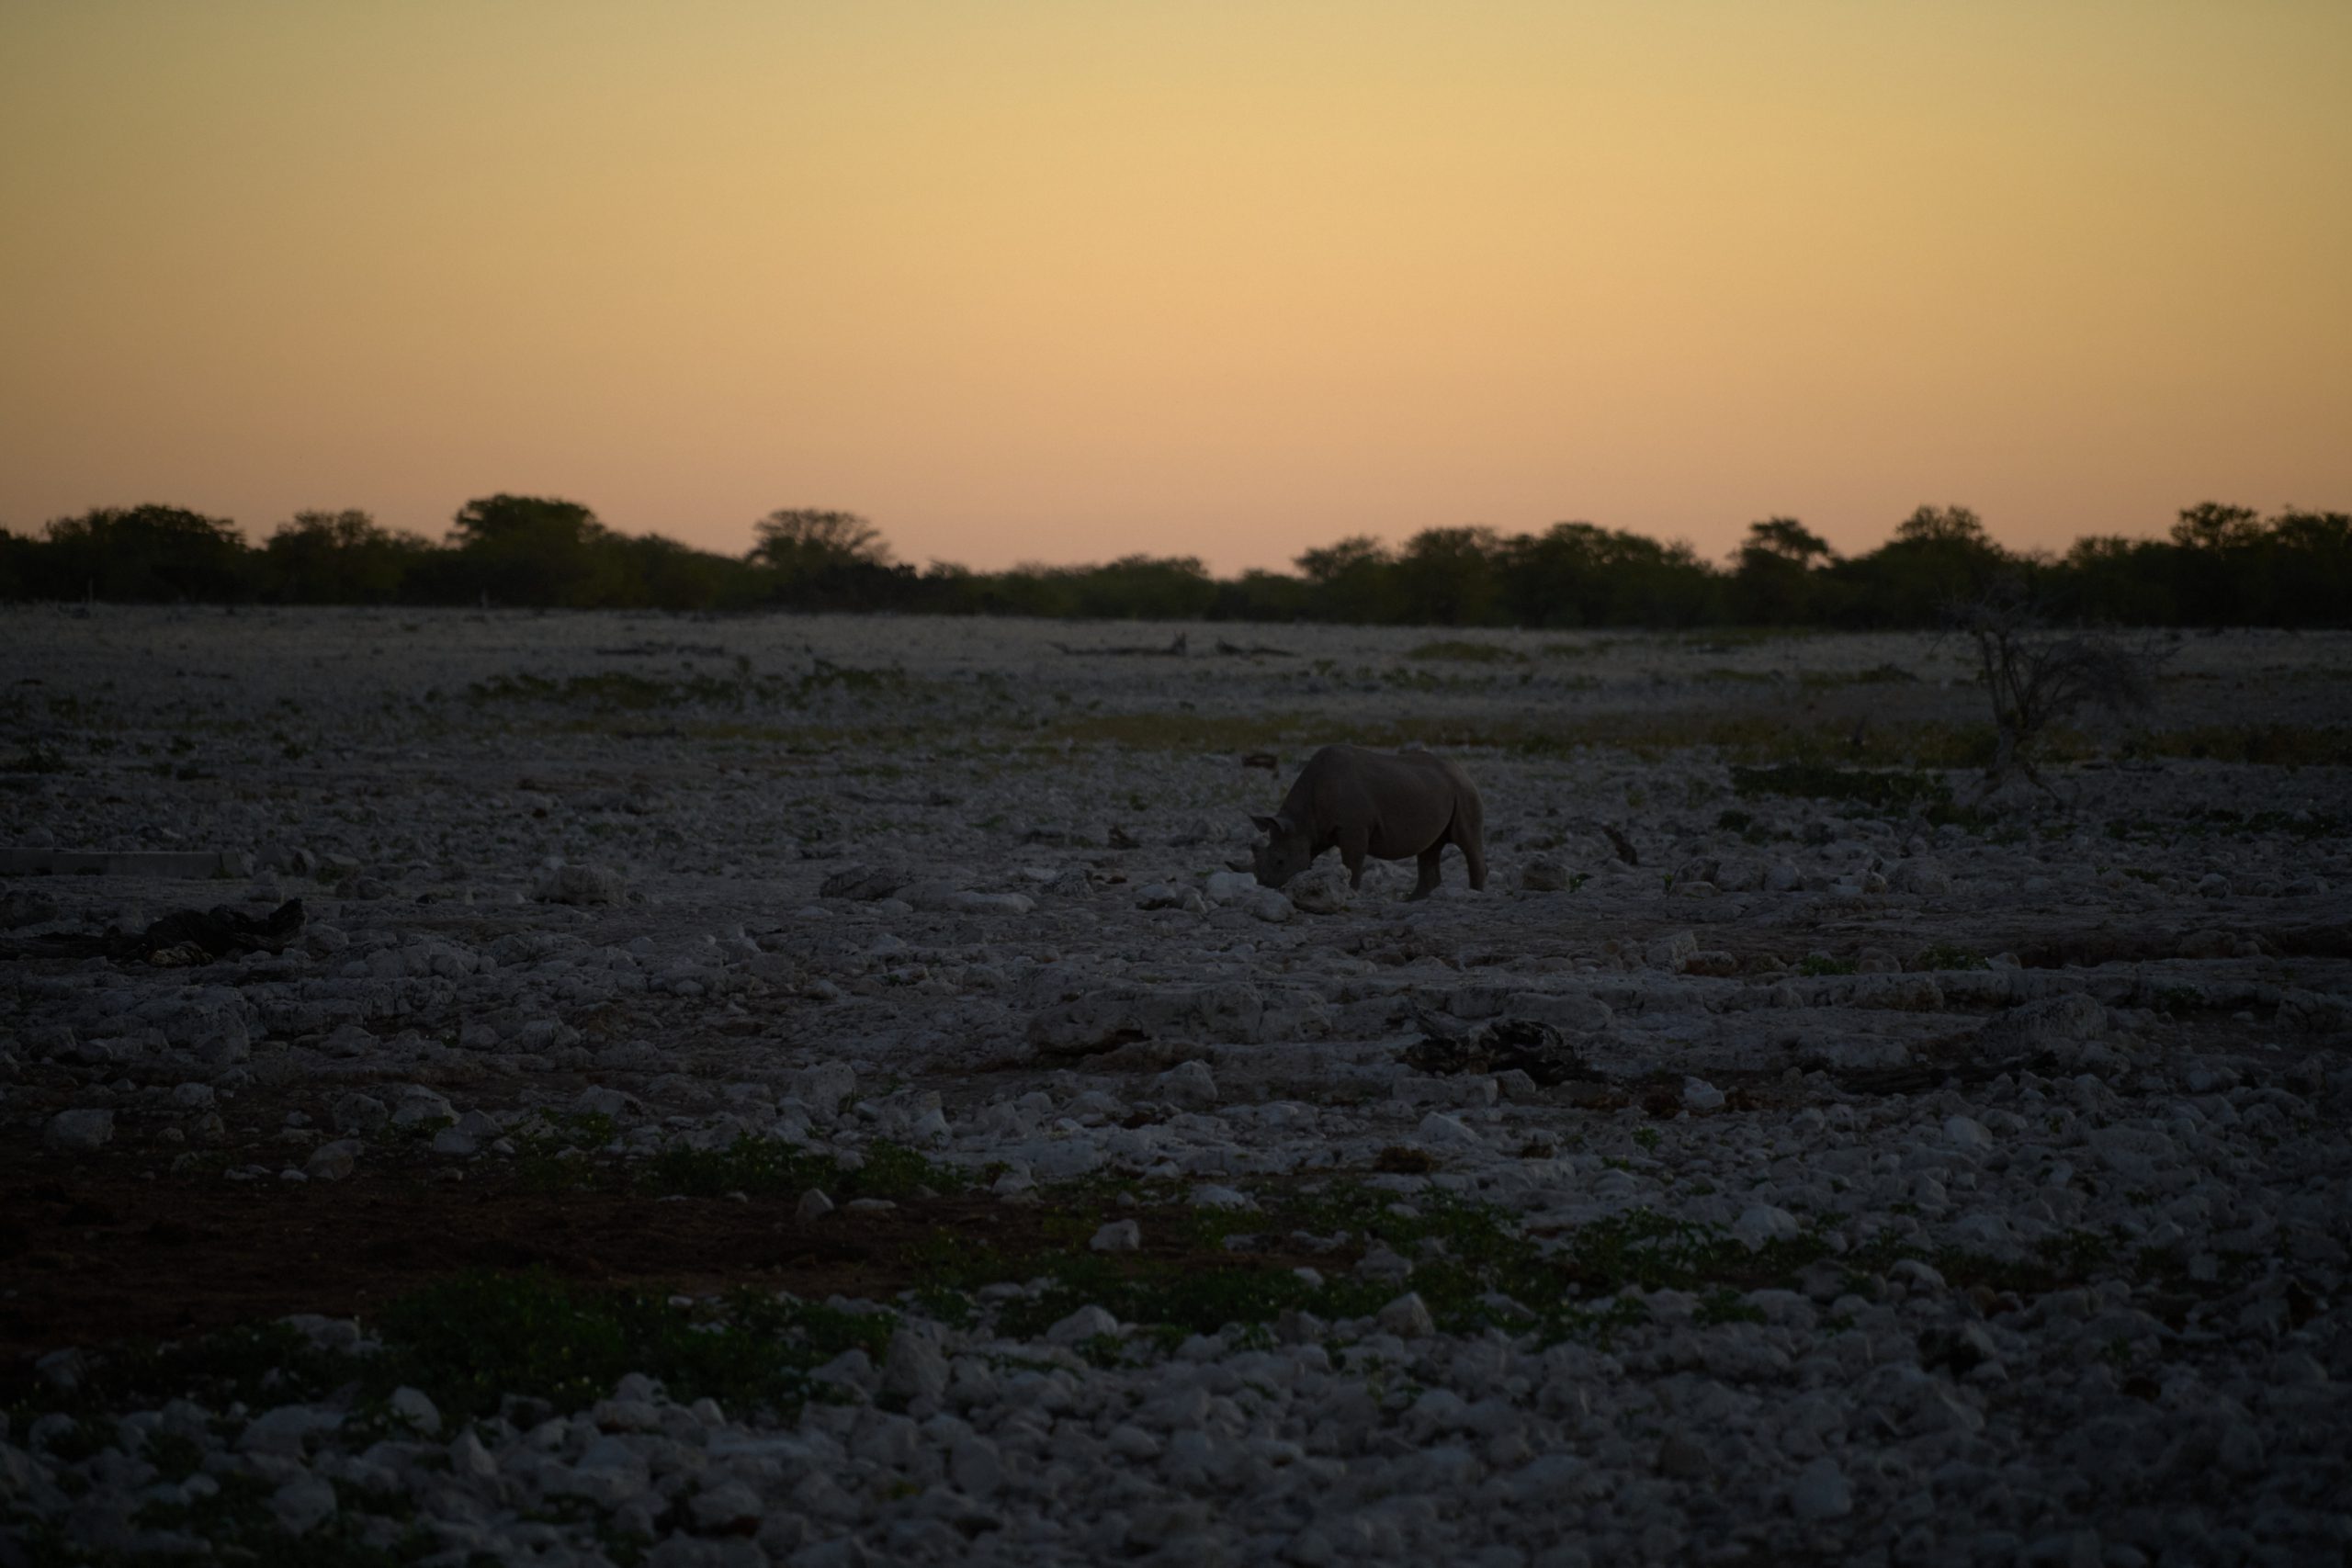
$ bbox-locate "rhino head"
[1250,813,1312,888]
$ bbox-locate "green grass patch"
[1040,711,1302,752]
[1677,629,1818,649]
[639,1135,967,1201]
[1505,716,1999,770]
[1407,640,1525,664]
[12,1273,895,1442]
[909,1184,1917,1351]
[370,1274,888,1422]
[2143,724,2352,767]
[511,1111,619,1192]
[1731,762,1950,813]
[1913,943,1989,972]
[2106,806,2345,844]
[468,663,912,715]
[1798,662,1920,689]
[1,746,69,774]
[116,1470,440,1568]
[1026,709,2019,772]
[1713,807,1792,845]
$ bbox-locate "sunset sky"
[3,2,2346,574]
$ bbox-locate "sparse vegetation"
[639,1136,967,1201]
[10,1272,895,1436]
[6,496,2345,625]
[1408,640,1525,664]
[468,662,910,714]
[1956,594,2167,791]
[1731,762,1951,813]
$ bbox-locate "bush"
[1956,595,2166,789]
[27,504,252,602]
[2,494,2345,626]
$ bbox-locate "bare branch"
[1951,591,2170,795]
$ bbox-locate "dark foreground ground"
[3,609,2347,1566]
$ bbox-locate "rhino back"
[1290,746,1465,834]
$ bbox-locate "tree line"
[1,493,2344,627]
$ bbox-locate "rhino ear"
[1250,814,1281,836]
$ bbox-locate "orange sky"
[3,2,2346,574]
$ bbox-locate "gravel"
[2,608,2348,1564]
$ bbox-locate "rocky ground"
[1,606,2348,1567]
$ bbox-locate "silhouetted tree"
[750,509,891,572]
[1069,555,1218,619]
[2169,502,2264,553]
[1,489,2344,626]
[442,494,618,605]
[1395,526,1507,626]
[2246,507,2352,626]
[1894,504,1993,549]
[1834,504,2014,624]
[1215,569,1314,622]
[1295,535,1398,625]
[1501,522,1717,626]
[1730,517,1837,624]
[33,504,251,602]
[1956,592,2165,793]
[2057,535,2176,625]
[263,510,433,604]
[0,529,29,600]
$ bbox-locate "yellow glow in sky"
[3,1,2347,572]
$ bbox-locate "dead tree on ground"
[1953,595,2166,795]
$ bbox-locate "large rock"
[1153,1059,1219,1110]
[1891,861,1953,896]
[1404,1018,1593,1086]
[880,1326,948,1404]
[1849,974,1944,1011]
[899,881,1034,915]
[1046,1305,1120,1346]
[1028,991,1151,1056]
[532,862,628,906]
[1203,870,1256,905]
[44,1109,113,1153]
[1976,992,2109,1066]
[1377,1292,1437,1337]
[1238,886,1295,923]
[390,1087,456,1128]
[1520,858,1575,892]
[1642,931,1699,970]
[1501,992,1613,1034]
[1789,1458,1852,1521]
[820,864,907,900]
[785,1062,856,1115]
[239,1404,341,1457]
[133,989,254,1063]
[1027,984,1267,1056]
[270,1477,337,1535]
[1091,1220,1142,1252]
[1286,866,1353,915]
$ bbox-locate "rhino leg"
[1452,793,1487,891]
[1409,845,1444,899]
[1336,826,1370,888]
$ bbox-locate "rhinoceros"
[1250,744,1487,899]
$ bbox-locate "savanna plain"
[2,607,2348,1567]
